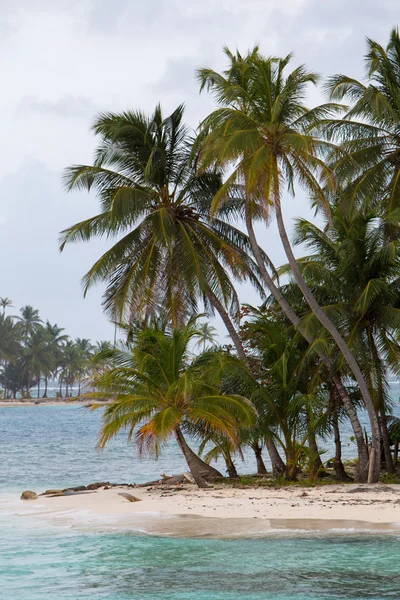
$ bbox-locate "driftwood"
[137,472,196,487]
[118,492,142,503]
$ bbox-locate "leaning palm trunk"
[244,206,370,481]
[274,196,380,482]
[205,288,246,361]
[251,442,268,475]
[265,437,286,477]
[174,426,222,488]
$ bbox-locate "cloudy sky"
[0,0,397,342]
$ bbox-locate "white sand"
[22,483,400,535]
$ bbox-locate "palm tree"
[15,305,42,340]
[89,318,255,487]
[42,321,69,397]
[23,329,53,397]
[0,297,13,316]
[195,322,218,352]
[74,338,93,395]
[244,310,329,480]
[325,27,400,228]
[198,48,380,481]
[0,314,21,363]
[59,104,265,362]
[60,341,82,397]
[288,202,400,473]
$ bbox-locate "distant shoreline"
[0,398,110,407]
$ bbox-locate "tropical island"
[4,29,400,524]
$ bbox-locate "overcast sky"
[0,0,397,342]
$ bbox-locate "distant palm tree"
[23,329,53,398]
[42,321,69,397]
[0,314,21,363]
[195,322,218,352]
[15,305,42,339]
[75,338,94,395]
[90,318,255,487]
[0,297,13,316]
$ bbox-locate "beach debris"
[138,472,197,487]
[87,482,110,490]
[40,489,64,496]
[21,490,37,500]
[118,492,142,503]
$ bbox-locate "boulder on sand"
[21,490,37,500]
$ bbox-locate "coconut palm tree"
[60,104,265,362]
[15,305,42,340]
[89,318,255,487]
[325,27,400,229]
[194,322,218,352]
[0,297,13,316]
[287,202,400,473]
[23,329,53,398]
[198,48,380,481]
[42,321,69,397]
[0,314,21,363]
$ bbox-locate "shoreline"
[17,483,400,537]
[0,399,109,407]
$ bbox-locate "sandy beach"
[22,483,400,536]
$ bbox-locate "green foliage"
[89,317,256,456]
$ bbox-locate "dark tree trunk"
[380,410,395,474]
[174,426,223,481]
[175,427,224,487]
[308,427,323,477]
[225,452,239,478]
[244,204,370,482]
[265,437,286,477]
[332,411,352,482]
[78,379,81,396]
[394,441,399,464]
[274,197,380,483]
[37,376,40,400]
[252,443,268,475]
[175,427,208,488]
[42,376,48,398]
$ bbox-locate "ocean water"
[1,405,400,599]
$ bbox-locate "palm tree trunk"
[308,427,323,477]
[225,451,239,478]
[332,411,352,482]
[380,410,395,474]
[274,196,380,483]
[265,437,286,477]
[174,426,223,488]
[244,204,370,481]
[252,442,268,475]
[37,376,40,399]
[394,441,399,464]
[205,288,246,361]
[59,378,63,398]
[42,376,48,398]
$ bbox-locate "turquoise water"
[1,406,400,599]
